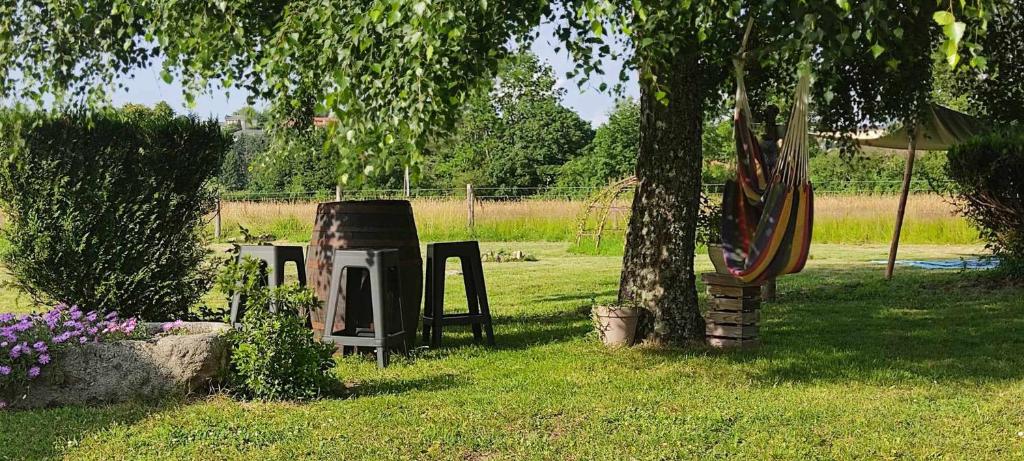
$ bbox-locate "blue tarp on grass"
[870,258,1000,270]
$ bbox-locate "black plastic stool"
[422,241,495,348]
[229,245,307,327]
[321,249,407,368]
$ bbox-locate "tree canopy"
[1,2,1009,171]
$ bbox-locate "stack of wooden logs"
[702,273,762,348]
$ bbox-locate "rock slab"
[10,322,230,410]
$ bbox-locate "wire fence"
[219,180,952,203]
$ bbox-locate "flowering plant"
[0,304,139,409]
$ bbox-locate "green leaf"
[870,43,885,58]
[933,11,955,26]
[945,21,966,44]
[160,70,173,84]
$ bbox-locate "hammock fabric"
[721,59,814,283]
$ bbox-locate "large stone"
[10,322,231,410]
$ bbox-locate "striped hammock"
[720,59,814,283]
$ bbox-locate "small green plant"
[480,249,537,262]
[225,224,276,245]
[217,257,336,401]
[696,193,724,247]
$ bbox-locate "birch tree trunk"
[618,38,706,345]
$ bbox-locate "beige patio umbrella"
[813,104,987,279]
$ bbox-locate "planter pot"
[707,244,730,275]
[9,322,230,410]
[592,305,639,347]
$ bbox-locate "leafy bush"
[696,194,724,247]
[946,129,1024,272]
[0,305,140,409]
[218,258,336,401]
[0,108,226,320]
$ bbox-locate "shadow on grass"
[641,266,1024,385]
[412,306,593,358]
[0,399,178,460]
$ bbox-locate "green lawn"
[3,242,1024,460]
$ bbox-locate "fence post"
[466,183,475,231]
[214,198,222,239]
[335,184,342,201]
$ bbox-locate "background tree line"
[219,50,955,197]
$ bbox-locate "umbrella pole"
[886,130,918,280]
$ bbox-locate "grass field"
[4,241,1024,460]
[211,194,982,250]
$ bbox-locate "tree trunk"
[618,41,706,346]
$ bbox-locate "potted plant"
[697,195,729,274]
[592,304,640,347]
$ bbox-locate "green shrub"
[0,108,226,319]
[946,129,1024,273]
[219,257,336,401]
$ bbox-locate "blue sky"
[109,26,638,127]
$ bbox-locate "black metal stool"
[422,241,495,348]
[229,245,307,327]
[321,249,407,368]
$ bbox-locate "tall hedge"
[0,109,228,319]
[946,129,1024,268]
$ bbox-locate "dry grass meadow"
[211,193,980,248]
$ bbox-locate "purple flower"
[0,400,7,410]
[0,313,13,323]
[79,336,88,344]
[27,366,40,379]
[0,365,11,376]
[161,320,185,332]
[9,343,23,359]
[37,354,50,364]
[13,320,31,332]
[33,341,47,352]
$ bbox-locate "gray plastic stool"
[321,249,407,368]
[422,241,495,348]
[229,245,306,327]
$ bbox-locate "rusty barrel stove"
[306,200,423,347]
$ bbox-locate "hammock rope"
[721,52,814,283]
